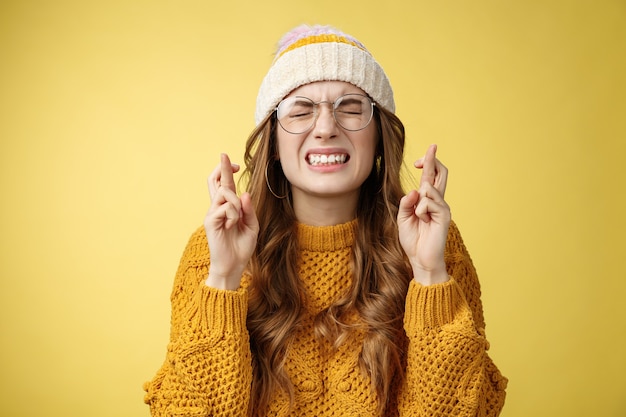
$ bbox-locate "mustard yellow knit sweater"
[144,220,507,416]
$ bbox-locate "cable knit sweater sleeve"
[398,221,508,416]
[143,227,252,417]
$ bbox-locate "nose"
[312,102,339,139]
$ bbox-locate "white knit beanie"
[255,24,395,125]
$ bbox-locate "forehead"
[284,81,367,100]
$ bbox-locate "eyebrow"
[290,90,364,99]
[291,95,364,104]
[292,97,315,103]
[337,97,362,104]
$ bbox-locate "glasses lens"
[334,94,373,131]
[276,96,316,134]
[276,94,374,134]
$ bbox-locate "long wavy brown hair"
[241,104,413,415]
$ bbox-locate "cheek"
[358,129,380,162]
[275,133,303,178]
[276,133,300,161]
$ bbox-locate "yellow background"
[1,1,625,416]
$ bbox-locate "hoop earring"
[265,159,288,199]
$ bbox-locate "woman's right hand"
[204,153,259,290]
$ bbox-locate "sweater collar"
[296,219,356,252]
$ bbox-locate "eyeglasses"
[275,94,375,134]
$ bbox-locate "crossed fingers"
[208,153,242,229]
[415,144,448,198]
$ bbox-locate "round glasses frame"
[275,93,376,134]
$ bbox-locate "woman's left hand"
[398,144,451,285]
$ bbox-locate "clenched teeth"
[307,153,348,166]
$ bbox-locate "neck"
[292,189,359,226]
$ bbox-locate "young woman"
[144,24,507,416]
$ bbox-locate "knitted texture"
[255,24,395,124]
[144,221,507,416]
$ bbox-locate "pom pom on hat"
[255,24,395,125]
[274,24,368,59]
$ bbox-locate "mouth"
[307,153,349,166]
